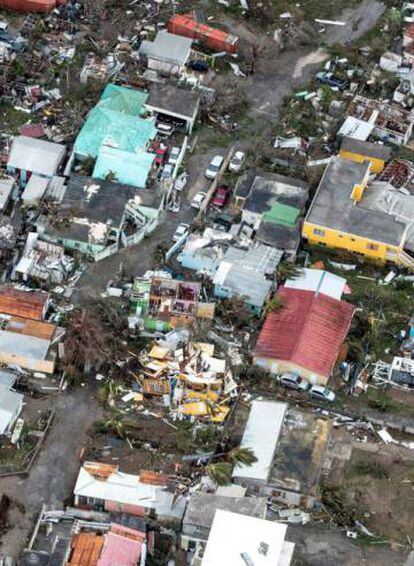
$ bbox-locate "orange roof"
[139,470,169,486]
[67,532,104,566]
[4,316,56,340]
[0,286,49,320]
[83,461,118,481]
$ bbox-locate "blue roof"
[93,146,156,189]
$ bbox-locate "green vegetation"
[350,457,389,479]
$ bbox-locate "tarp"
[0,0,66,12]
[93,146,155,189]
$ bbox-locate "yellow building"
[302,157,414,269]
[339,136,391,174]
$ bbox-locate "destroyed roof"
[253,287,355,378]
[146,85,200,119]
[0,384,22,435]
[42,176,137,245]
[0,286,48,320]
[74,462,185,518]
[139,30,192,66]
[233,400,287,482]
[239,172,308,215]
[201,509,291,566]
[183,493,267,530]
[67,532,104,566]
[338,116,374,141]
[305,157,406,246]
[7,136,65,177]
[340,136,391,161]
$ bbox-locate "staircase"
[386,249,414,271]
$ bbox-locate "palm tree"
[205,462,233,486]
[276,261,302,283]
[206,447,257,485]
[263,296,284,316]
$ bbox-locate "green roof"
[93,146,155,188]
[262,202,300,226]
[74,84,154,159]
[99,83,148,115]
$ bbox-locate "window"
[74,243,80,249]
[367,243,379,251]
[350,238,356,242]
[313,228,325,237]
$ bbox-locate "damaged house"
[37,176,161,262]
[139,30,192,77]
[74,462,186,523]
[234,171,308,259]
[302,156,414,269]
[74,84,157,189]
[7,135,66,187]
[232,400,332,508]
[14,232,74,286]
[130,276,215,333]
[0,286,62,374]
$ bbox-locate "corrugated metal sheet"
[0,286,49,320]
[253,287,355,378]
[0,0,66,12]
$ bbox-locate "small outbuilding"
[145,85,200,133]
[139,30,192,76]
[7,136,66,186]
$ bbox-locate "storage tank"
[0,0,66,12]
[168,14,239,54]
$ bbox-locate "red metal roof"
[19,123,45,139]
[0,286,49,321]
[0,0,66,12]
[405,23,414,40]
[253,287,355,378]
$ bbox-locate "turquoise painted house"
[74,84,157,188]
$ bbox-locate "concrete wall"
[302,220,399,263]
[253,356,327,385]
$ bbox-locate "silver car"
[278,372,309,391]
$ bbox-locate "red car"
[212,185,231,208]
[154,143,167,166]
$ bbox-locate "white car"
[191,191,207,209]
[309,385,336,402]
[229,150,246,173]
[174,172,188,191]
[173,223,189,242]
[169,146,180,165]
[205,155,224,180]
[278,372,309,391]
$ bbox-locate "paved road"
[0,387,103,559]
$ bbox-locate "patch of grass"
[350,458,389,480]
[366,389,399,413]
[0,102,31,134]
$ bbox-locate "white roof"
[285,268,346,300]
[0,384,23,435]
[0,331,51,361]
[21,175,49,204]
[8,136,65,177]
[233,400,287,481]
[139,30,192,66]
[74,465,183,517]
[0,177,14,211]
[338,116,374,141]
[201,509,292,566]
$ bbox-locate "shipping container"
[168,14,239,54]
[0,0,66,12]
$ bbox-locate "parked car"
[308,385,336,402]
[174,172,188,191]
[229,150,246,173]
[211,185,231,208]
[205,155,224,180]
[160,163,173,180]
[188,59,209,73]
[156,122,174,137]
[173,223,190,242]
[278,372,309,391]
[169,146,180,165]
[154,143,167,166]
[191,191,207,209]
[316,71,348,91]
